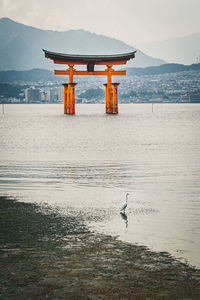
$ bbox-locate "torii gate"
[43,49,136,114]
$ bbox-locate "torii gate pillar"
[104,65,119,114]
[63,83,76,115]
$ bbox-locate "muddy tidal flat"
[0,196,200,300]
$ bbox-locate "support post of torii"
[43,49,136,115]
[62,64,76,114]
[104,65,120,114]
[106,65,113,114]
[63,82,76,114]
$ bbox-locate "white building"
[25,87,41,102]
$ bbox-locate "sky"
[0,0,200,47]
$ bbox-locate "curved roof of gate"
[43,49,136,64]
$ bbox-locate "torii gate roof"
[43,49,136,65]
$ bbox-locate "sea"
[0,103,200,268]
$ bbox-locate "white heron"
[120,193,129,214]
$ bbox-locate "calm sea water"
[0,103,200,267]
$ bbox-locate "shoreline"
[1,196,200,299]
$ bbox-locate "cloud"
[0,0,200,45]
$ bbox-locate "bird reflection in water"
[120,193,129,228]
[120,211,128,228]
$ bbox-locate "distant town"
[0,68,200,104]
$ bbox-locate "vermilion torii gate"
[43,49,136,114]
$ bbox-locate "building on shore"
[25,87,41,102]
[181,92,200,103]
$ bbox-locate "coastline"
[0,196,200,299]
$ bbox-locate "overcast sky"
[0,0,200,46]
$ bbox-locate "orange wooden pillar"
[62,83,76,115]
[69,83,76,114]
[63,64,76,115]
[104,84,110,113]
[62,83,68,114]
[105,65,113,114]
[104,65,119,114]
[112,83,119,114]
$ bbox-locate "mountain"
[0,17,165,71]
[0,63,199,83]
[0,69,56,83]
[127,63,200,76]
[136,33,200,65]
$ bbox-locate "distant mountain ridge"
[0,69,55,83]
[0,63,199,83]
[136,33,200,65]
[0,17,165,70]
[127,63,200,76]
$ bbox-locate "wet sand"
[0,196,200,300]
